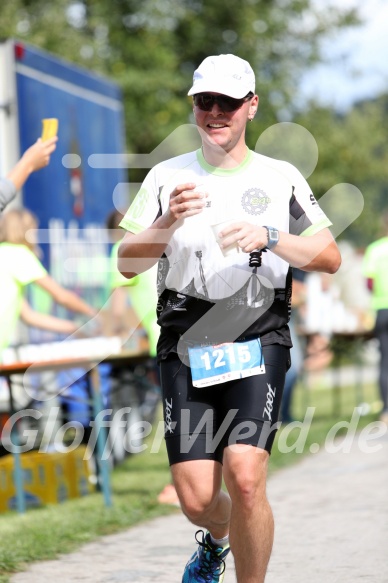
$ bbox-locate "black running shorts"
[160,344,290,465]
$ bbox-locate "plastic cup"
[211,219,241,257]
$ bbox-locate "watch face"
[266,227,279,248]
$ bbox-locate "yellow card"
[41,118,58,141]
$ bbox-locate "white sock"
[210,533,229,548]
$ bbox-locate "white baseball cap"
[187,54,255,99]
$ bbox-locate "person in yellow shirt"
[0,208,97,359]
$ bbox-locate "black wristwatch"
[264,226,279,250]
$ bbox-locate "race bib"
[188,339,265,388]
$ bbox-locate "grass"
[0,434,176,582]
[269,374,381,472]
[0,377,381,582]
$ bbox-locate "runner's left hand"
[217,222,268,253]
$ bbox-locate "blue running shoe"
[182,530,230,582]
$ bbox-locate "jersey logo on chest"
[241,187,270,215]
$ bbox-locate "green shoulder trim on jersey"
[119,217,144,234]
[196,148,254,176]
[300,218,332,237]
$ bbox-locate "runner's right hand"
[168,183,208,221]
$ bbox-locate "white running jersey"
[120,149,331,357]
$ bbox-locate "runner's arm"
[118,182,207,279]
[219,224,341,274]
[271,228,341,273]
[117,216,175,280]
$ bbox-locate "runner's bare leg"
[223,445,273,583]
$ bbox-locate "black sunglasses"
[193,92,253,112]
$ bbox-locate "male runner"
[118,54,341,583]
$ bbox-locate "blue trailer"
[0,38,128,292]
[0,40,154,472]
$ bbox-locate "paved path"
[11,427,388,583]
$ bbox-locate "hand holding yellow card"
[41,118,58,141]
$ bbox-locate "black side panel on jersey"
[289,186,314,235]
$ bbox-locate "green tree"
[0,0,359,157]
[0,0,100,67]
[294,95,388,247]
